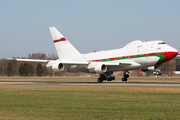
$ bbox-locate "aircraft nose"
[157,47,178,66]
[170,47,178,58]
[168,45,178,56]
[173,48,179,56]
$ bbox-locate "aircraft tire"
[126,74,129,78]
[97,78,103,83]
[97,78,101,83]
[122,77,127,82]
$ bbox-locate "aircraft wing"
[119,62,132,65]
[7,58,50,63]
[7,58,134,72]
[7,58,52,67]
[99,61,132,66]
[57,61,132,66]
[7,58,132,66]
[7,58,90,67]
[59,61,89,65]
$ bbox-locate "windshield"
[158,42,166,45]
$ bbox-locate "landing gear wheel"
[124,77,127,81]
[125,74,129,78]
[107,77,112,81]
[97,72,115,83]
[122,71,129,82]
[122,77,127,82]
[112,76,115,80]
[97,78,101,83]
[97,78,103,83]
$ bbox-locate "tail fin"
[49,27,81,59]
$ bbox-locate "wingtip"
[6,58,16,60]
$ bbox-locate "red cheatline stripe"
[53,37,67,43]
[88,51,178,65]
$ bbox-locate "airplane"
[9,27,178,83]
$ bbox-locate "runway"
[1,81,180,87]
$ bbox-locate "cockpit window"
[158,42,166,45]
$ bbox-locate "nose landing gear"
[122,71,129,82]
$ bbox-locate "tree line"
[7,62,43,76]
[0,53,65,76]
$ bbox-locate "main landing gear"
[122,71,129,82]
[97,72,115,83]
[97,71,130,83]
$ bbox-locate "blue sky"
[1,0,180,59]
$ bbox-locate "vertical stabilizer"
[49,27,81,59]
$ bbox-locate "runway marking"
[1,81,180,87]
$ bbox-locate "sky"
[1,0,180,59]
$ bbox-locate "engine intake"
[52,62,65,71]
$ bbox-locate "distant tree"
[24,63,30,76]
[47,53,58,60]
[18,63,34,76]
[0,59,9,76]
[36,63,43,76]
[7,62,12,76]
[18,63,25,76]
[28,63,34,76]
[27,53,47,59]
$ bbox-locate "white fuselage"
[64,40,178,72]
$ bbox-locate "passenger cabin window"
[158,42,166,45]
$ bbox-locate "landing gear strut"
[122,71,129,82]
[97,72,115,83]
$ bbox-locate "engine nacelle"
[141,66,155,72]
[88,63,107,74]
[52,62,65,71]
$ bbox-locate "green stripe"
[97,54,165,65]
[155,54,165,64]
[54,40,63,43]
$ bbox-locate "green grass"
[0,83,180,119]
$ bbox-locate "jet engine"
[88,63,107,74]
[141,66,155,72]
[52,62,65,71]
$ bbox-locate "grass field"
[0,77,180,119]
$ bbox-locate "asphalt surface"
[0,81,180,87]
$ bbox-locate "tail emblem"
[53,37,67,43]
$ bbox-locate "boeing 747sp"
[10,27,178,82]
